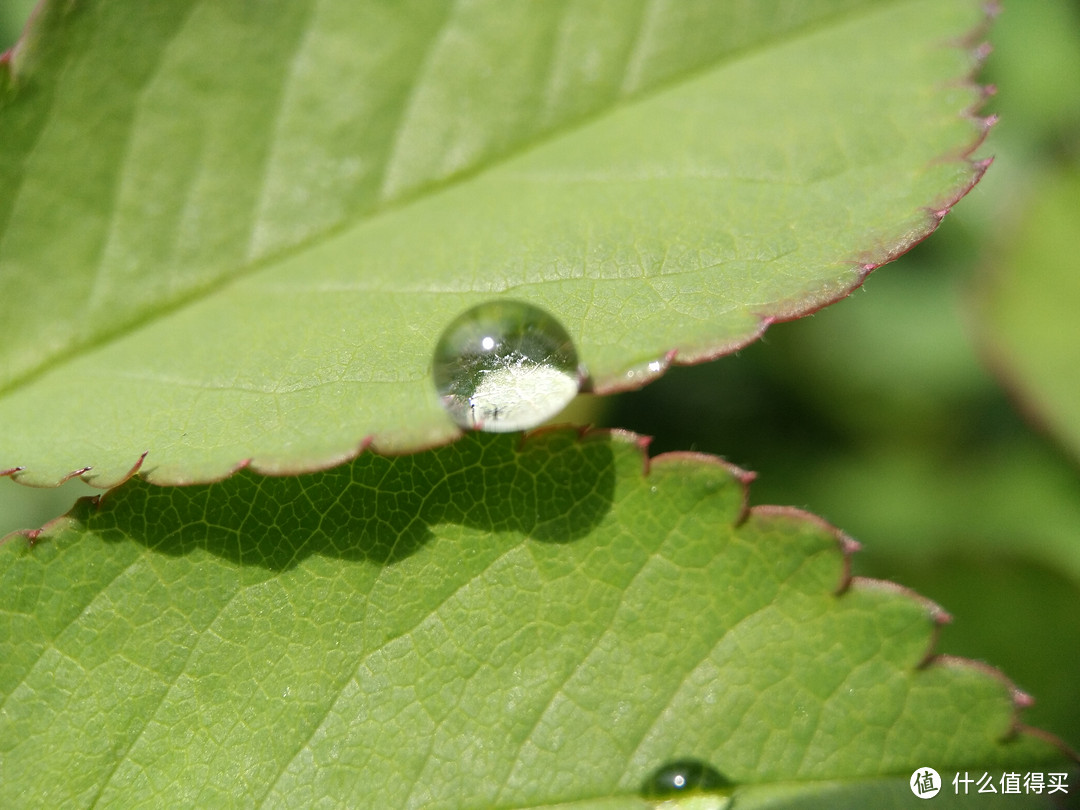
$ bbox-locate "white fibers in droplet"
[433,300,582,433]
[466,357,579,432]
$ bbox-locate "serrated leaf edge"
[2,426,1073,770]
[2,1,1003,487]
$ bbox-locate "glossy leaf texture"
[975,166,1080,463]
[0,430,1068,808]
[0,0,991,485]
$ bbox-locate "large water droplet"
[641,759,732,798]
[433,300,582,433]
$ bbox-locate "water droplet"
[623,356,667,383]
[433,300,581,433]
[642,759,732,798]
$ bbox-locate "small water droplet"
[433,300,581,432]
[623,356,666,383]
[642,759,732,798]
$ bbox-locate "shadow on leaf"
[82,430,616,570]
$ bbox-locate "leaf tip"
[1,507,83,550]
[839,534,862,556]
[624,429,654,463]
[84,451,149,489]
[60,465,93,484]
[975,112,999,137]
[1013,688,1035,710]
[831,532,862,593]
[972,40,994,64]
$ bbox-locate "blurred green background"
[2,0,1078,754]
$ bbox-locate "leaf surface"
[0,431,1066,808]
[0,0,990,485]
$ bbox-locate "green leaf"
[975,165,1080,463]
[0,430,1066,808]
[0,0,990,485]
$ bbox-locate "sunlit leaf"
[0,0,989,484]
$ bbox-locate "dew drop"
[433,300,582,433]
[642,759,732,799]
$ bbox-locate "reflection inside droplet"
[433,300,582,433]
[642,759,732,798]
